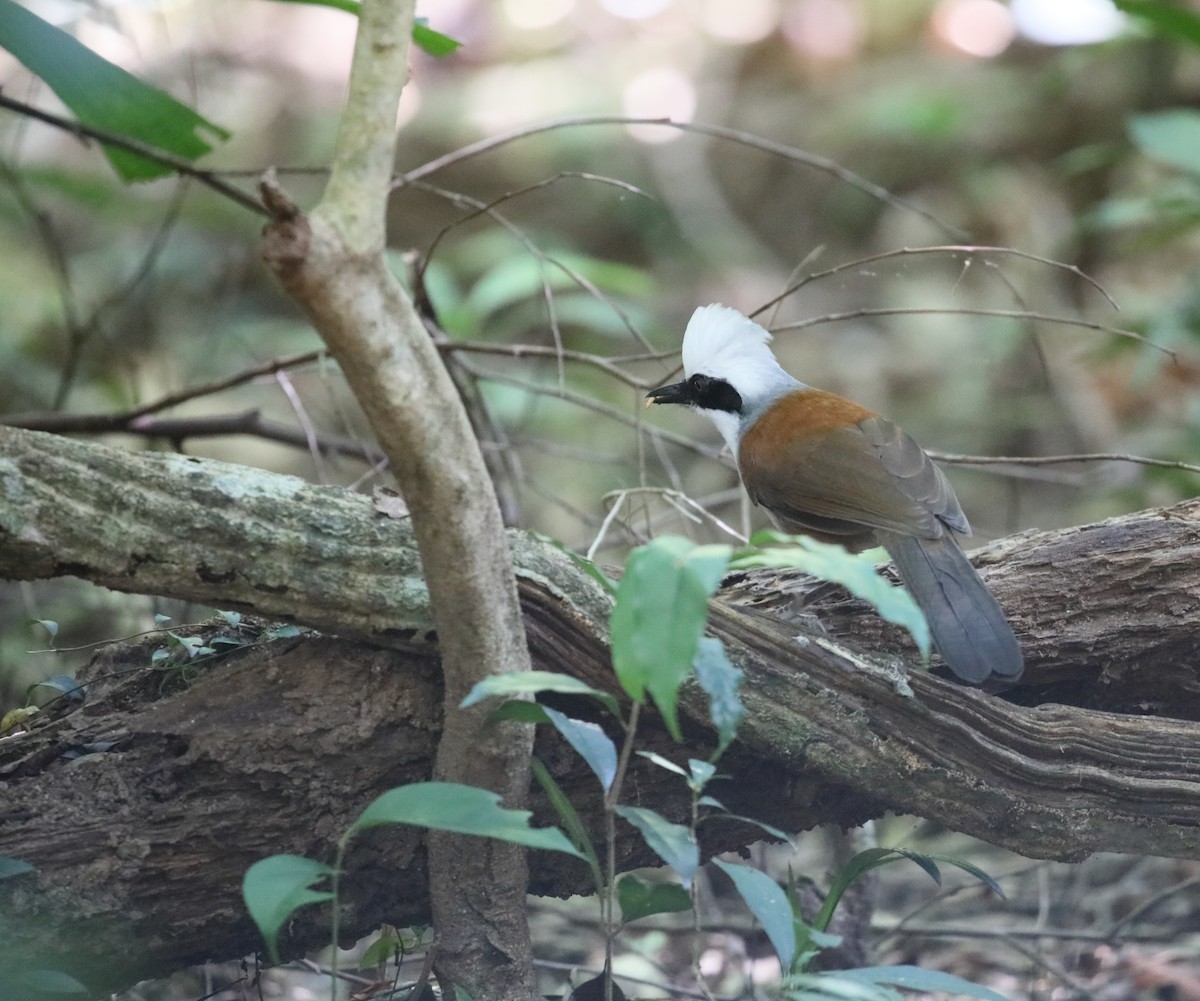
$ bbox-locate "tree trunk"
[2,426,1200,995]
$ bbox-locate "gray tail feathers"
[879,532,1023,684]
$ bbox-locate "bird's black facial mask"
[646,373,743,414]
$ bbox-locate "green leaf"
[360,927,404,969]
[813,847,999,933]
[692,637,744,754]
[915,852,1005,899]
[242,854,334,964]
[0,0,229,181]
[27,674,84,707]
[1129,110,1200,175]
[460,671,620,718]
[731,533,930,659]
[464,256,558,319]
[712,859,796,973]
[796,921,844,969]
[700,796,792,849]
[783,973,902,1000]
[814,848,909,931]
[28,617,58,641]
[542,707,617,792]
[532,533,619,596]
[834,965,1010,1001]
[488,700,553,724]
[166,633,207,658]
[464,251,643,321]
[1114,0,1200,48]
[348,782,584,858]
[270,0,361,14]
[611,536,731,738]
[413,18,463,57]
[615,805,698,887]
[15,969,89,996]
[0,856,34,880]
[687,759,716,791]
[636,750,689,778]
[616,873,692,923]
[530,758,602,891]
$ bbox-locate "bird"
[645,303,1023,685]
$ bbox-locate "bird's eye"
[687,373,742,414]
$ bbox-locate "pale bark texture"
[2,427,1200,995]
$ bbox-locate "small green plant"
[149,611,308,691]
[360,923,427,981]
[242,783,583,965]
[0,623,87,733]
[241,533,1007,1000]
[712,847,1008,999]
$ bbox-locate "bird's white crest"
[683,305,799,399]
[682,304,776,376]
[680,304,803,457]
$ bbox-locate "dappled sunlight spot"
[931,0,1015,58]
[215,3,357,88]
[76,20,140,71]
[780,0,864,62]
[622,67,696,144]
[1011,0,1125,45]
[600,0,673,19]
[466,63,592,134]
[702,0,779,44]
[503,0,576,31]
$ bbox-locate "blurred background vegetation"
[2,0,1200,997]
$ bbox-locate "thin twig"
[401,116,965,240]
[934,451,1200,476]
[3,348,325,426]
[3,408,382,461]
[1105,874,1200,939]
[402,175,656,353]
[875,922,1167,944]
[586,491,630,562]
[531,958,725,1001]
[754,244,1119,315]
[471,367,725,460]
[772,307,1171,357]
[590,487,748,560]
[0,91,266,216]
[404,252,524,525]
[443,340,657,389]
[418,170,654,278]
[274,369,327,482]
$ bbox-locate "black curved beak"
[644,381,691,409]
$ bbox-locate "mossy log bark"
[2,426,1200,994]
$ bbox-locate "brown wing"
[737,391,969,542]
[859,416,970,536]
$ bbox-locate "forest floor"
[112,821,1200,1001]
